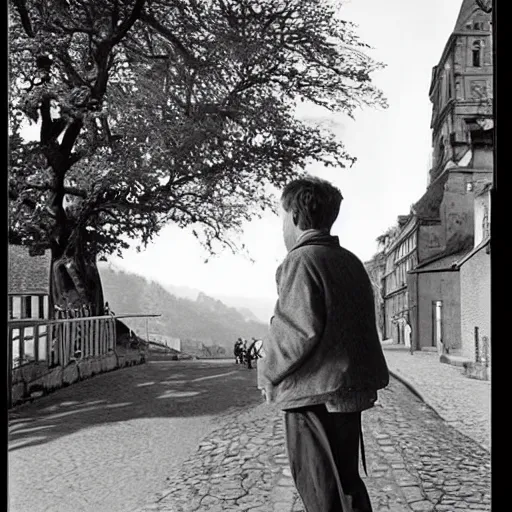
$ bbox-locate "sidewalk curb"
[388,369,491,453]
[388,368,444,421]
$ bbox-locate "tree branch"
[91,0,145,100]
[40,95,54,144]
[57,49,89,87]
[24,182,88,198]
[60,119,84,158]
[140,12,202,68]
[12,0,35,37]
[110,0,146,47]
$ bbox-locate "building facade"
[381,216,417,345]
[364,251,386,341]
[380,0,493,351]
[428,0,493,186]
[8,245,51,320]
[458,182,491,366]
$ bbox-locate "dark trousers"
[284,405,373,512]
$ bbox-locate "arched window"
[472,41,482,67]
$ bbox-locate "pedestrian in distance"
[241,338,248,366]
[234,338,243,364]
[246,337,260,370]
[258,176,390,512]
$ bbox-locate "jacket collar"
[290,229,340,253]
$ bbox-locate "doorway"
[432,300,443,351]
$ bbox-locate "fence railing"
[8,315,117,371]
[8,313,161,408]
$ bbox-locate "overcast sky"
[21,0,466,303]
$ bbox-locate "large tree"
[9,0,387,318]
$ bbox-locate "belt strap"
[359,422,368,477]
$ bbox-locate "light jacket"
[258,230,389,410]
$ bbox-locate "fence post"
[34,324,40,362]
[46,322,51,367]
[110,318,116,350]
[94,318,100,356]
[481,335,489,367]
[8,327,13,408]
[474,326,480,363]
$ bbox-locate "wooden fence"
[7,314,160,408]
[8,315,117,371]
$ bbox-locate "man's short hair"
[281,176,343,230]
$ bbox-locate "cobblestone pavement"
[8,359,263,512]
[382,347,491,452]
[9,356,491,512]
[137,375,491,512]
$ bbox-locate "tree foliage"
[9,0,387,262]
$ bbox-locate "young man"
[258,177,389,512]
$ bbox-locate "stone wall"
[416,270,461,352]
[10,345,146,408]
[459,244,491,363]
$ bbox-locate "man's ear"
[292,211,299,226]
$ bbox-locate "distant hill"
[107,260,275,323]
[162,283,200,301]
[213,295,275,324]
[98,263,268,350]
[237,307,261,323]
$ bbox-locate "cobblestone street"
[382,346,491,452]
[9,355,491,512]
[8,359,263,512]
[136,373,490,512]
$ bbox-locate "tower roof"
[453,0,487,32]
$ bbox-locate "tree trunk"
[49,248,105,319]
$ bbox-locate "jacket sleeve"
[260,255,326,386]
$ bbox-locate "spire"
[453,0,489,32]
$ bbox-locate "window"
[472,41,482,67]
[43,296,49,318]
[39,296,45,318]
[32,296,40,319]
[12,296,21,319]
[24,296,32,319]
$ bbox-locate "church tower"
[428,0,493,185]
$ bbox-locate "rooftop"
[453,0,487,33]
[412,171,450,220]
[8,245,51,295]
[412,231,474,273]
